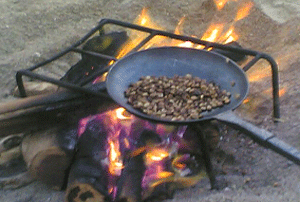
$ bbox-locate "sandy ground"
[1,0,300,201]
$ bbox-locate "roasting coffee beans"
[124,74,231,121]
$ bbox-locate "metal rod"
[72,48,117,61]
[242,54,280,120]
[129,33,156,53]
[16,70,111,98]
[260,53,280,120]
[242,54,262,71]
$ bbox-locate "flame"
[220,26,239,43]
[235,1,254,21]
[157,171,174,178]
[243,98,250,104]
[201,24,224,42]
[116,107,132,120]
[263,87,286,97]
[174,17,185,35]
[213,0,238,10]
[116,8,166,58]
[146,148,169,162]
[248,72,271,82]
[106,108,133,176]
[278,88,286,97]
[108,140,123,175]
[214,0,230,10]
[113,6,243,59]
[174,162,186,169]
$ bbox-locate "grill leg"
[190,123,218,190]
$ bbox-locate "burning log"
[116,130,162,202]
[21,126,77,190]
[65,119,110,202]
[61,30,128,85]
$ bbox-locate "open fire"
[2,0,298,202]
[76,107,208,201]
[65,2,257,201]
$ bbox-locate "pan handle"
[214,111,300,166]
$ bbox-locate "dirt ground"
[0,0,300,201]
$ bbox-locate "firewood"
[65,182,106,202]
[0,91,117,137]
[0,171,34,190]
[65,119,111,201]
[12,81,59,97]
[0,134,23,153]
[21,127,73,190]
[116,130,162,202]
[0,146,22,166]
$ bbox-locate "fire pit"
[1,3,300,202]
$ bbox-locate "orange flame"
[201,24,224,42]
[279,88,286,97]
[108,140,123,175]
[106,108,132,176]
[263,87,286,97]
[235,1,254,21]
[116,107,132,120]
[114,6,243,58]
[213,0,238,10]
[157,171,174,178]
[220,26,239,43]
[146,148,169,162]
[248,72,271,82]
[243,98,250,104]
[116,8,166,58]
[214,0,230,10]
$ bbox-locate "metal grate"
[15,18,280,120]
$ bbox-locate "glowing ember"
[157,171,174,179]
[146,148,169,162]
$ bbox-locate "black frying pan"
[106,46,249,123]
[105,46,300,165]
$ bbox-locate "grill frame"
[15,18,280,120]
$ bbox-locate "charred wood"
[61,31,128,85]
[65,182,106,202]
[65,119,110,202]
[116,130,162,202]
[0,87,117,137]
